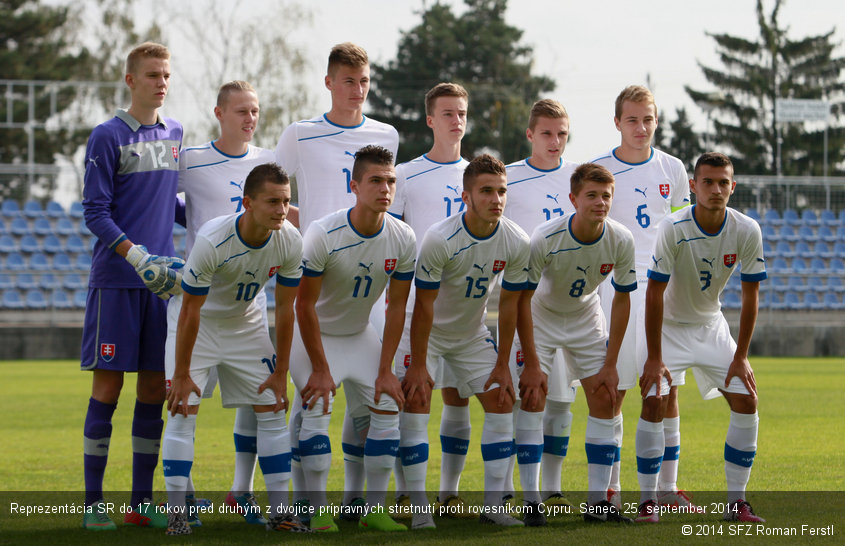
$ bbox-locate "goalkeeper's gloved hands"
[125,244,185,300]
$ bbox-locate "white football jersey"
[182,213,303,318]
[505,158,577,235]
[647,206,766,324]
[302,209,416,336]
[415,214,530,341]
[590,147,690,276]
[178,142,275,256]
[389,154,469,254]
[275,114,399,233]
[527,214,637,315]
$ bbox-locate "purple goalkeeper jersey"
[83,110,183,288]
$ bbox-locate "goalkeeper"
[79,41,186,531]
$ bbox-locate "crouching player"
[522,163,636,523]
[636,152,766,523]
[162,163,308,535]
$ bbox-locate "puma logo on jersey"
[634,187,647,197]
[701,257,715,268]
[244,270,256,278]
[420,264,432,277]
[189,269,200,282]
[576,265,590,275]
[344,150,356,157]
[358,262,372,273]
[651,256,662,267]
[230,180,243,190]
[446,184,460,195]
[472,263,487,275]
[546,193,560,204]
[87,156,100,167]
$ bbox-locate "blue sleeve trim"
[501,280,525,292]
[415,279,440,290]
[611,279,637,292]
[393,270,414,281]
[276,275,301,287]
[647,270,670,282]
[181,281,209,296]
[523,281,538,291]
[302,267,323,277]
[109,233,127,250]
[740,271,767,282]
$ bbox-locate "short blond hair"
[424,82,468,116]
[126,42,170,75]
[614,85,656,119]
[327,42,368,76]
[528,99,568,130]
[216,80,256,107]
[572,163,614,196]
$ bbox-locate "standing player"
[401,154,537,529]
[276,43,399,512]
[163,163,307,535]
[590,85,690,508]
[635,152,765,524]
[388,82,476,516]
[81,42,184,531]
[523,163,636,523]
[291,146,415,533]
[503,99,577,510]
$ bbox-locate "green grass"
[1,357,843,544]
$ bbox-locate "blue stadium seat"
[1,290,25,309]
[69,201,84,220]
[66,234,87,255]
[782,208,800,226]
[0,234,17,253]
[823,292,842,310]
[835,226,845,243]
[839,210,845,225]
[830,258,845,275]
[792,258,808,274]
[0,219,6,235]
[10,217,29,236]
[5,252,26,271]
[45,201,66,218]
[774,241,793,258]
[55,217,75,236]
[800,209,819,226]
[762,224,779,242]
[19,234,40,254]
[78,222,92,237]
[53,252,73,271]
[780,225,800,242]
[74,253,92,271]
[783,292,802,310]
[794,241,811,258]
[807,276,826,294]
[834,241,845,259]
[810,258,829,275]
[0,273,13,290]
[16,273,39,291]
[828,275,845,293]
[23,200,43,218]
[770,276,789,292]
[39,272,58,290]
[73,289,88,308]
[803,292,823,310]
[51,289,74,309]
[24,289,48,309]
[820,209,838,227]
[759,290,774,309]
[796,225,817,242]
[769,257,790,274]
[763,209,782,225]
[29,252,49,270]
[762,240,774,258]
[33,217,53,236]
[814,241,833,259]
[42,234,63,254]
[1,200,21,218]
[745,208,760,223]
[818,225,836,243]
[788,276,807,292]
[721,290,741,310]
[62,273,86,290]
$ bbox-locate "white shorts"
[599,279,686,391]
[394,310,452,390]
[642,314,748,400]
[509,342,577,403]
[290,322,398,414]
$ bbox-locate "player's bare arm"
[485,286,519,407]
[375,277,412,409]
[595,290,630,408]
[515,288,547,410]
[641,278,672,399]
[725,280,761,397]
[295,274,336,413]
[404,287,437,410]
[168,292,205,416]
[256,283,298,413]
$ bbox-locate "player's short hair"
[463,154,506,191]
[528,99,568,130]
[571,163,615,195]
[614,85,656,119]
[327,42,368,76]
[694,152,734,179]
[126,42,170,75]
[351,145,394,182]
[217,80,256,108]
[244,163,289,198]
[424,82,469,116]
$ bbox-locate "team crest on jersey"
[268,266,280,278]
[493,260,506,274]
[659,184,670,198]
[172,146,179,161]
[403,355,412,369]
[724,254,737,267]
[100,343,116,362]
[600,263,614,275]
[516,350,524,368]
[384,259,397,274]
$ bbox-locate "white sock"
[365,412,399,508]
[541,400,572,497]
[231,406,258,495]
[515,409,543,503]
[162,413,196,510]
[481,412,513,507]
[504,402,519,499]
[393,415,407,499]
[584,416,616,506]
[256,411,291,517]
[400,412,430,507]
[438,404,470,499]
[609,412,623,493]
[289,393,306,501]
[342,407,369,504]
[725,411,758,503]
[659,416,680,494]
[636,418,664,504]
[299,410,332,510]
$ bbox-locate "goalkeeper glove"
[125,244,185,300]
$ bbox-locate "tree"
[369,0,555,164]
[686,0,845,175]
[659,107,703,173]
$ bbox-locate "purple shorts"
[80,288,167,372]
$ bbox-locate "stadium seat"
[780,225,800,242]
[759,290,774,309]
[814,241,833,259]
[88,237,97,252]
[19,235,40,254]
[78,222,92,237]
[0,273,13,290]
[791,258,807,274]
[774,241,793,259]
[800,209,819,226]
[23,200,43,218]
[762,240,774,258]
[834,241,845,259]
[721,290,741,310]
[796,225,817,242]
[10,217,29,236]
[820,209,839,227]
[763,209,782,225]
[51,289,74,309]
[745,208,760,223]
[828,275,845,293]
[0,219,6,235]
[823,292,842,310]
[782,208,800,226]
[839,210,845,225]
[769,257,790,274]
[0,234,17,253]
[794,241,812,258]
[66,234,87,255]
[809,258,829,275]
[830,258,845,275]
[1,290,25,309]
[5,252,26,271]
[16,273,39,291]
[826,226,844,243]
[783,292,801,310]
[762,224,779,242]
[803,292,823,310]
[29,252,49,270]
[1,200,21,218]
[69,201,84,219]
[53,253,73,271]
[74,253,92,271]
[62,273,86,290]
[45,201,66,218]
[806,276,825,293]
[24,289,48,309]
[770,276,789,293]
[73,289,88,308]
[42,234,63,254]
[33,217,53,236]
[55,217,75,236]
[788,276,807,292]
[39,272,58,290]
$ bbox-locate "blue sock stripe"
[636,455,663,474]
[400,443,429,466]
[162,459,192,478]
[365,438,399,457]
[440,435,470,455]
[481,441,513,461]
[516,443,543,464]
[341,442,365,458]
[543,435,569,456]
[585,443,616,466]
[663,444,680,461]
[614,446,622,463]
[299,435,331,456]
[724,444,756,468]
[233,433,257,453]
[258,452,292,475]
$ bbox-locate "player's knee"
[640,396,664,422]
[136,372,166,403]
[726,393,757,414]
[91,370,124,404]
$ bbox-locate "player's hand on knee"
[639,357,671,399]
[301,370,335,414]
[166,375,201,417]
[125,244,185,299]
[592,364,619,408]
[485,366,515,407]
[375,371,404,410]
[726,356,757,397]
[401,367,433,407]
[518,367,547,410]
[258,372,289,413]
